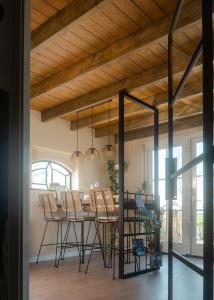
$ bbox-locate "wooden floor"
[30,255,204,300]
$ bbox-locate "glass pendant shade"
[85,107,100,161]
[71,111,85,167]
[102,100,116,160]
[85,147,100,160]
[71,150,85,166]
[102,144,116,159]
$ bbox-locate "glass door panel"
[191,141,203,256]
[153,146,185,252]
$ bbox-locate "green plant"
[136,180,148,193]
[107,160,119,194]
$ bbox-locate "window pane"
[51,162,69,175]
[173,210,182,242]
[197,162,203,176]
[31,160,71,190]
[66,175,71,190]
[196,177,203,210]
[159,149,167,179]
[53,170,66,186]
[196,142,203,156]
[47,164,52,188]
[173,178,182,210]
[159,180,166,209]
[31,183,47,190]
[196,211,203,244]
[32,161,48,170]
[173,146,182,170]
[32,169,46,184]
[196,142,203,175]
[160,210,167,242]
[160,210,182,243]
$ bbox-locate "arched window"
[31,160,71,190]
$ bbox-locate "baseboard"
[29,250,80,263]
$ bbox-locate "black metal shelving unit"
[118,90,160,279]
[167,1,213,299]
[123,192,161,278]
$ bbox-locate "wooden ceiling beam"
[31,0,202,100]
[95,98,204,138]
[70,81,202,130]
[119,113,206,143]
[31,0,109,55]
[41,57,202,122]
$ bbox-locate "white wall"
[29,110,113,261]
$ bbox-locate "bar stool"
[36,192,64,267]
[85,188,118,279]
[56,190,95,271]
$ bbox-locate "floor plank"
[30,255,204,300]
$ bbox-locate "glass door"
[191,140,204,256]
[152,145,187,253]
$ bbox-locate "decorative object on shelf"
[107,160,119,194]
[89,181,100,189]
[135,193,160,227]
[102,101,116,160]
[150,254,162,268]
[71,111,85,167]
[85,107,100,160]
[133,239,145,256]
[49,182,60,190]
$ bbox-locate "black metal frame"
[0,0,30,299]
[167,1,213,299]
[118,90,160,279]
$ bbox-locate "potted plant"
[107,160,119,194]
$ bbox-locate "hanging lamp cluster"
[71,101,116,166]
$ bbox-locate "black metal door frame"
[0,1,30,299]
[118,89,160,278]
[167,1,213,299]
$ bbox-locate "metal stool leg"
[96,222,105,262]
[84,220,92,253]
[54,221,60,267]
[113,223,116,279]
[108,224,114,268]
[80,221,85,264]
[72,222,82,272]
[56,222,70,267]
[62,222,70,260]
[36,221,49,264]
[85,222,99,274]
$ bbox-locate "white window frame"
[31,160,72,191]
[143,128,203,255]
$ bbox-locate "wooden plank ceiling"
[30,0,208,140]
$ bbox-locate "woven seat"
[96,216,119,223]
[124,216,147,222]
[66,216,87,222]
[45,216,66,222]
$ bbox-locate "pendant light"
[71,111,85,166]
[102,101,116,160]
[85,107,100,160]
